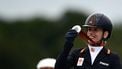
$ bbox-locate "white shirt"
[88,44,103,65]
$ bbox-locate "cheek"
[87,32,89,36]
[87,31,90,36]
[96,33,103,40]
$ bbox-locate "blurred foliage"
[0,10,122,69]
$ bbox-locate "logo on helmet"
[87,15,96,26]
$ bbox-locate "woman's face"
[87,27,104,44]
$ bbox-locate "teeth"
[89,36,95,39]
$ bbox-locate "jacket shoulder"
[109,51,120,59]
[70,48,86,54]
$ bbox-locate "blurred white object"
[72,25,81,33]
[37,58,56,69]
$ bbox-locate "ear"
[103,31,109,39]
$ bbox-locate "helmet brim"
[82,25,97,28]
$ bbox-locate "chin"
[88,40,101,46]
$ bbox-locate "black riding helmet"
[82,13,113,40]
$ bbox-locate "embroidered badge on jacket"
[77,57,84,66]
[99,61,109,66]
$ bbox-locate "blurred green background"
[0,10,122,69]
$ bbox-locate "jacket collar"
[81,47,108,65]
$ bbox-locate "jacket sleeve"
[55,41,78,69]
